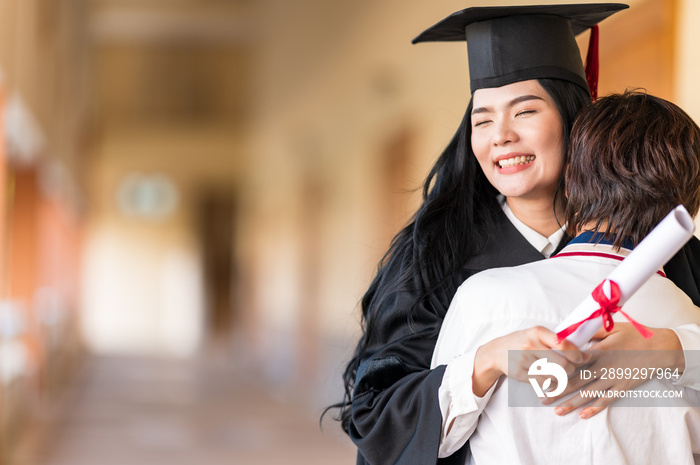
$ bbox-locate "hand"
[544,323,683,418]
[473,326,588,397]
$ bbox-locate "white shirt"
[432,240,700,464]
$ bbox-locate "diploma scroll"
[555,205,696,348]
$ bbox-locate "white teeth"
[497,155,535,168]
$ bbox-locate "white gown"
[432,239,700,464]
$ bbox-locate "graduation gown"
[348,209,700,465]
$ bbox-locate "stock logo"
[528,358,568,398]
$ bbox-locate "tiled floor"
[15,354,356,465]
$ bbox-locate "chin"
[497,187,531,199]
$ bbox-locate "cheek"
[544,147,566,183]
[537,127,566,172]
[551,135,566,171]
[529,121,563,149]
[471,134,490,165]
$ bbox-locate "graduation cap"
[412,3,628,98]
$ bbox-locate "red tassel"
[585,25,599,101]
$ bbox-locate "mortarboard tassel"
[585,25,600,101]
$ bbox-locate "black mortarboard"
[412,3,628,95]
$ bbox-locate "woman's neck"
[506,197,564,237]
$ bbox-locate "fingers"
[540,368,593,404]
[553,386,613,419]
[542,326,670,419]
[579,405,606,419]
[500,326,590,384]
[509,349,558,383]
[551,385,596,414]
[507,326,590,383]
[549,368,644,417]
[590,326,612,341]
[549,352,580,377]
[550,376,606,415]
[555,343,589,366]
[519,326,561,350]
[587,322,657,351]
[528,326,588,365]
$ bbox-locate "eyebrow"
[471,94,545,116]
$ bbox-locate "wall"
[0,0,87,460]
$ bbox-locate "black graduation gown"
[348,209,700,465]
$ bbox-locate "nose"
[493,118,518,146]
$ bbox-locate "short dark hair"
[565,90,700,248]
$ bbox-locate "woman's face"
[471,79,566,205]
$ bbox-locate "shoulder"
[452,262,542,307]
[450,256,594,322]
[461,210,547,272]
[630,274,700,327]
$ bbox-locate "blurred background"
[0,0,697,463]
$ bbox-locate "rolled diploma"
[555,205,696,348]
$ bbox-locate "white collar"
[499,195,565,258]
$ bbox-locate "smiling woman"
[471,80,567,237]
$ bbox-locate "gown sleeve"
[347,213,549,465]
[349,266,467,465]
[663,237,700,389]
[664,236,700,307]
[671,324,700,389]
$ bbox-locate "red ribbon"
[556,279,654,344]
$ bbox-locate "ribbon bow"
[556,279,654,344]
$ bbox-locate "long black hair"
[333,78,590,432]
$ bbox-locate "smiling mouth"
[497,155,535,168]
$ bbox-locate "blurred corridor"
[10,354,355,465]
[0,0,699,463]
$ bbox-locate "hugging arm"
[431,279,586,458]
[350,345,449,464]
[349,273,471,465]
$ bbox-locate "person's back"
[436,246,700,463]
[432,91,700,463]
